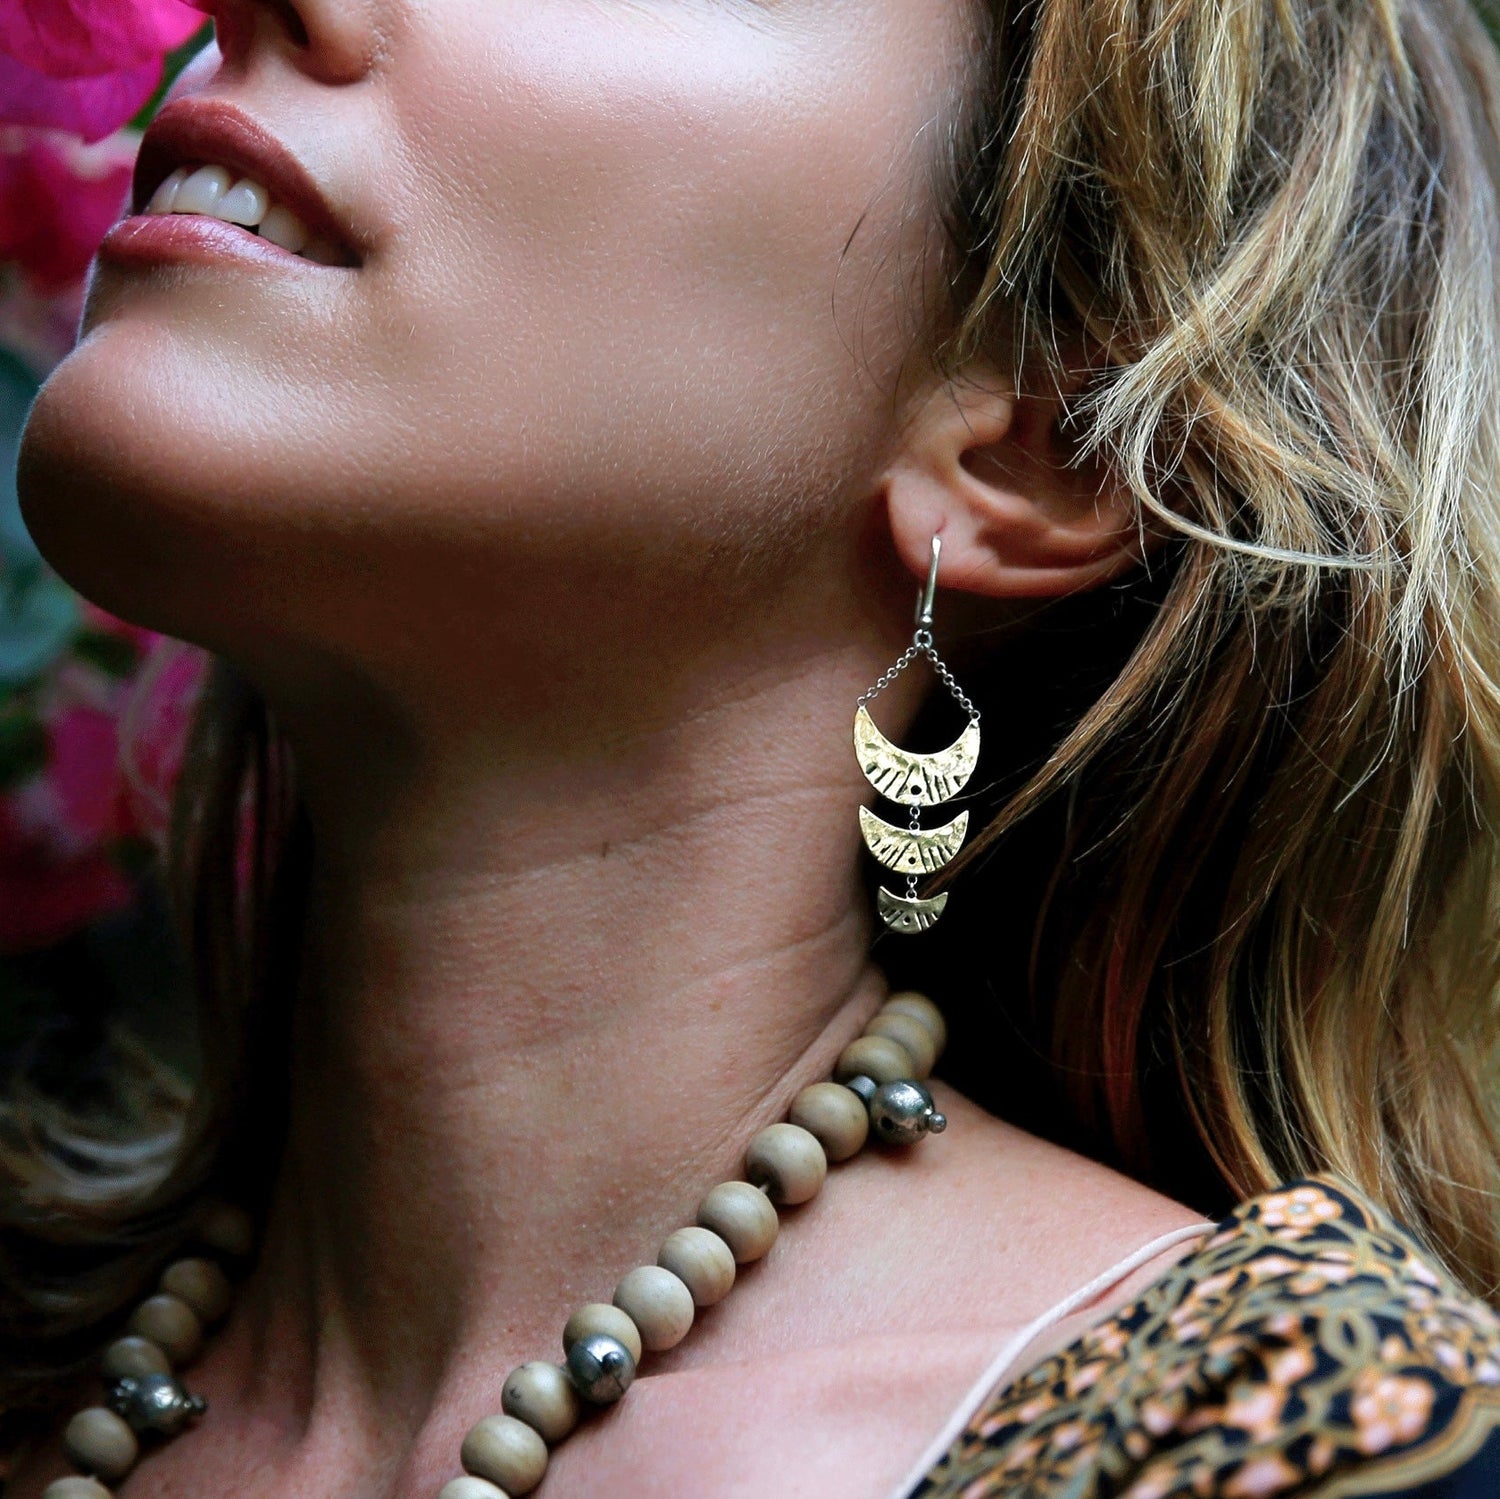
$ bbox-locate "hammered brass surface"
[854,707,980,806]
[858,805,970,875]
[876,887,951,934]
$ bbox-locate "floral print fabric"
[913,1179,1500,1498]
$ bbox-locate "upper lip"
[133,98,362,263]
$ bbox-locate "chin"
[18,316,273,647]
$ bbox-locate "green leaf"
[0,708,47,790]
[73,629,142,680]
[111,835,158,881]
[128,22,216,133]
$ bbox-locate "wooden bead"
[789,1082,869,1162]
[835,1034,914,1087]
[881,991,947,1056]
[43,1479,113,1499]
[160,1257,232,1323]
[613,1265,694,1352]
[745,1123,827,1205]
[439,1479,510,1499]
[195,1201,254,1259]
[127,1293,203,1365]
[696,1181,779,1263]
[63,1408,137,1483]
[501,1361,579,1444]
[864,1011,936,1078]
[461,1413,548,1495]
[562,1302,642,1365]
[658,1226,736,1307]
[100,1335,170,1380]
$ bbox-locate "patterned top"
[913,1178,1500,1498]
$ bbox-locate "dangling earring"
[854,536,981,934]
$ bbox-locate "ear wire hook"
[916,535,941,631]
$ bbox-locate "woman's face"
[20,0,975,689]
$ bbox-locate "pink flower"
[0,704,136,953]
[0,805,134,952]
[0,616,202,955]
[0,0,205,142]
[2,0,204,76]
[0,52,164,141]
[118,639,206,857]
[0,128,136,292]
[27,704,134,851]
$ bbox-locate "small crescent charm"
[877,887,950,934]
[858,806,970,875]
[854,707,980,807]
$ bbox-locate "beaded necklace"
[41,991,949,1499]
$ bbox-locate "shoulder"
[913,1176,1500,1499]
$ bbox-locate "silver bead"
[106,1373,207,1436]
[565,1333,636,1406]
[843,1074,878,1106]
[868,1080,947,1146]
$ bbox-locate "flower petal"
[0,50,162,141]
[0,0,204,79]
[0,132,136,287]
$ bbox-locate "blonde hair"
[6,0,1500,1440]
[926,0,1500,1296]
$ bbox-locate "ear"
[883,363,1146,600]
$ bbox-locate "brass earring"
[853,536,982,934]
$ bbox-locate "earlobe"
[884,366,1147,602]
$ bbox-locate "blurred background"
[1,1,213,1110]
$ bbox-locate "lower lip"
[98,213,317,271]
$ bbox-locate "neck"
[222,528,924,1433]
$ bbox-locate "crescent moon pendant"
[854,707,980,806]
[877,888,951,935]
[859,806,970,875]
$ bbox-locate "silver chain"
[856,643,922,708]
[857,631,981,724]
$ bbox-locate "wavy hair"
[6,0,1500,1444]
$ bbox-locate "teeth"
[173,165,231,215]
[217,177,270,226]
[147,167,187,214]
[257,203,310,254]
[143,161,347,265]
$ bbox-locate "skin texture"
[14,1,1190,1495]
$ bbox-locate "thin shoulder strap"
[885,1221,1216,1499]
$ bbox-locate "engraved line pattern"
[877,888,950,934]
[855,708,980,807]
[859,806,970,875]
